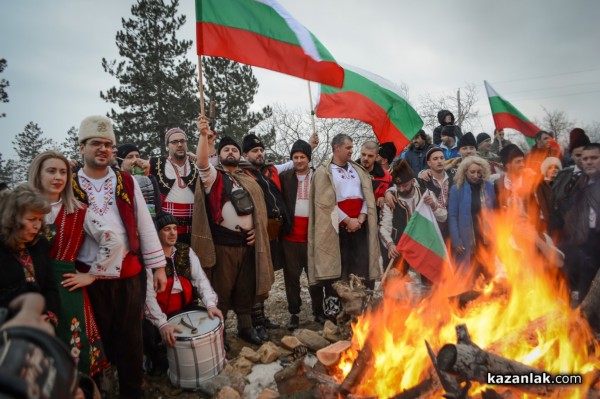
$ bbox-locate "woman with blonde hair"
[29,150,123,377]
[448,156,496,281]
[0,184,59,323]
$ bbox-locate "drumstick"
[181,316,198,334]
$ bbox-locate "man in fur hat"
[196,117,273,346]
[308,133,381,320]
[73,115,167,398]
[279,140,326,330]
[379,159,422,265]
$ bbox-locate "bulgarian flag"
[484,80,540,146]
[196,0,344,88]
[396,194,451,283]
[315,64,423,155]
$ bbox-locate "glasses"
[168,139,187,145]
[86,140,113,149]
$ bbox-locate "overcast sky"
[1,0,599,159]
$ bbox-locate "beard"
[220,156,239,166]
[398,186,415,198]
[250,158,265,167]
[172,150,186,161]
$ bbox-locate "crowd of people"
[0,109,599,399]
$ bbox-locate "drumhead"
[167,310,222,340]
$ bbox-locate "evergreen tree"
[0,154,17,187]
[202,57,271,144]
[12,122,53,177]
[0,58,9,118]
[100,0,199,156]
[60,126,81,161]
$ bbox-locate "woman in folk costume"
[28,151,122,377]
[448,156,496,285]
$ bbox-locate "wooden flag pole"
[307,81,317,136]
[198,55,206,117]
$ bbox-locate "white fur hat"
[78,115,116,144]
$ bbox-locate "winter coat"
[448,181,496,272]
[433,110,456,145]
[307,159,381,284]
[402,141,435,175]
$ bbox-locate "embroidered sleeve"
[143,268,168,328]
[189,248,218,309]
[83,212,124,277]
[132,178,166,269]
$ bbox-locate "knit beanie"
[391,159,415,184]
[78,115,116,144]
[164,128,187,146]
[242,133,264,153]
[290,139,312,161]
[378,142,397,164]
[117,143,139,166]
[568,128,590,152]
[441,125,459,139]
[154,211,178,231]
[457,132,477,149]
[217,136,241,155]
[499,144,525,166]
[476,133,492,147]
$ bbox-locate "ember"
[334,205,600,399]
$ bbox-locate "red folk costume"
[48,204,108,376]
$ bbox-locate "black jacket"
[0,238,60,317]
[433,110,455,145]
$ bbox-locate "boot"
[252,302,280,331]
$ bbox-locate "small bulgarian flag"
[315,64,423,155]
[196,0,344,88]
[484,80,540,146]
[396,193,450,283]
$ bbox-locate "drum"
[166,310,226,389]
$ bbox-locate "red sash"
[284,216,308,243]
[338,198,363,225]
[120,252,143,279]
[157,277,194,315]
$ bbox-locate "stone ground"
[116,270,322,399]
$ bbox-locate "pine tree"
[202,57,271,144]
[100,0,199,156]
[0,154,16,187]
[12,122,53,179]
[0,58,9,118]
[60,126,81,161]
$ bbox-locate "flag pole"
[307,81,317,136]
[198,55,206,117]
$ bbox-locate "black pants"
[564,232,600,303]
[87,273,144,399]
[282,240,324,316]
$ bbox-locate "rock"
[230,356,254,377]
[195,365,245,398]
[214,385,240,399]
[257,341,281,364]
[316,340,352,366]
[257,387,280,398]
[243,363,284,399]
[280,335,304,350]
[239,346,261,363]
[274,359,314,395]
[293,329,330,351]
[322,320,343,342]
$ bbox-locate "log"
[338,342,373,396]
[390,376,439,399]
[316,340,352,367]
[437,343,572,397]
[424,340,467,399]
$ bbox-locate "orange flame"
[336,203,600,398]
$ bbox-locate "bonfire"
[333,204,600,398]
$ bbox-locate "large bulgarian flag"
[196,0,344,88]
[484,80,540,146]
[315,64,423,155]
[396,195,450,283]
